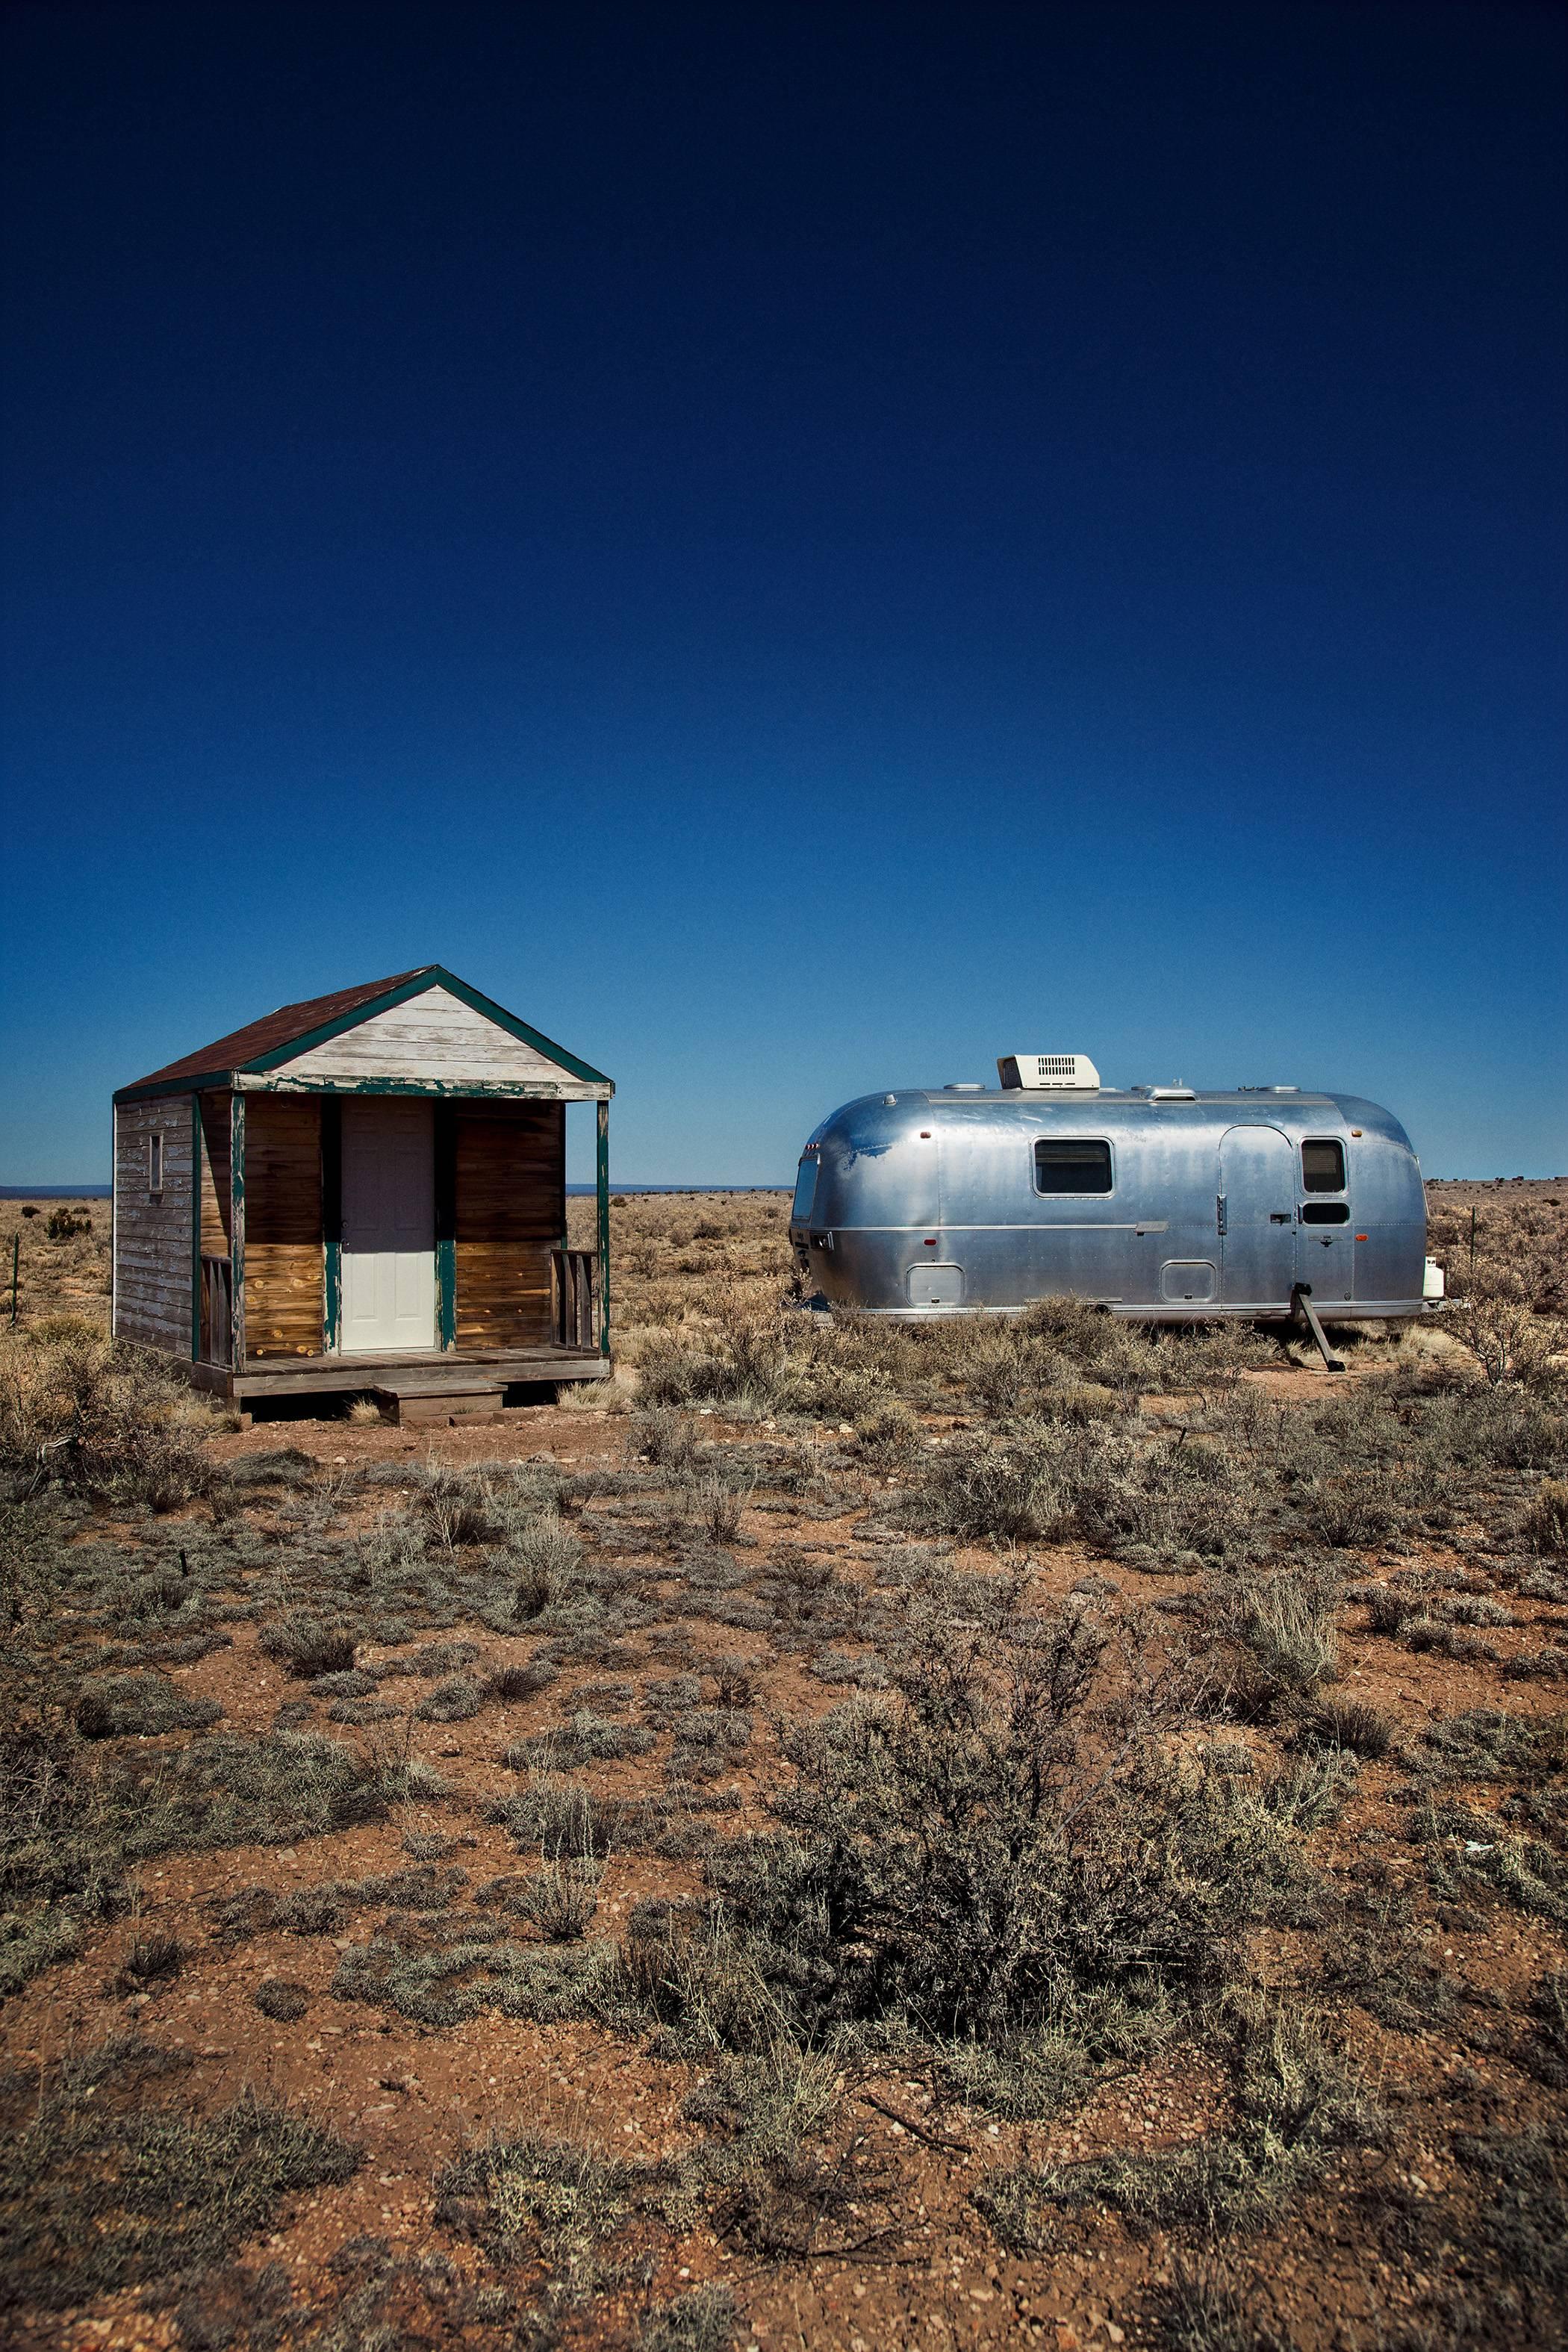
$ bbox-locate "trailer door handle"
[1269,1213,1292,1224]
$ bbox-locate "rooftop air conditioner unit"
[997,1053,1101,1092]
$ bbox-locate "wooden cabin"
[111,966,612,1421]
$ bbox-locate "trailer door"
[1218,1126,1296,1309]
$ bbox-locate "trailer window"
[1301,1203,1350,1225]
[791,1157,819,1221]
[1034,1139,1113,1195]
[1301,1140,1345,1192]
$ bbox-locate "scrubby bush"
[75,1673,223,1740]
[259,1619,358,1680]
[640,2283,737,2352]
[0,1331,211,1509]
[1231,1572,1340,1712]
[413,1673,482,1723]
[899,1426,1072,1544]
[509,1519,585,1620]
[254,1978,310,2021]
[1447,1269,1565,1392]
[623,1602,1328,2084]
[488,1659,557,1702]
[0,2041,361,2311]
[435,2127,632,2274]
[1298,1698,1393,1759]
[1522,1478,1568,1555]
[116,1933,186,1988]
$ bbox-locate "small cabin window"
[791,1157,819,1222]
[1301,1139,1345,1192]
[147,1133,163,1195]
[1034,1139,1113,1195]
[1301,1202,1351,1225]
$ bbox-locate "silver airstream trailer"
[790,1054,1443,1341]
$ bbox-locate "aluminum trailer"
[789,1063,1443,1329]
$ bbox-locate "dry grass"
[0,1195,111,1333]
[0,1180,1564,2350]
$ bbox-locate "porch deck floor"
[191,1345,608,1400]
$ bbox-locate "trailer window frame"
[1301,1139,1346,1193]
[1033,1137,1114,1197]
[791,1157,819,1222]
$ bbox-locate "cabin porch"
[184,1088,609,1416]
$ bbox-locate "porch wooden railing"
[199,1254,233,1367]
[551,1248,597,1350]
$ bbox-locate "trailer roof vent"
[1148,1085,1197,1101]
[997,1053,1101,1092]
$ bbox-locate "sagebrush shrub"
[626,1603,1325,2065]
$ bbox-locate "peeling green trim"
[190,1092,202,1360]
[230,1092,246,1375]
[237,1074,612,1101]
[243,965,612,1087]
[434,1104,457,1350]
[114,1068,236,1107]
[321,1099,342,1354]
[596,1100,611,1357]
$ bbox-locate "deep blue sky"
[3,1,1564,1182]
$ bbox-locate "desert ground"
[1,1183,1564,2351]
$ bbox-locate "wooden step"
[379,1385,505,1428]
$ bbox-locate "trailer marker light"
[1356,1233,1369,1242]
[920,1130,931,1139]
[924,1238,937,1246]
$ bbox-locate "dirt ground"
[1,1189,1564,2352]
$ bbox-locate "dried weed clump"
[0,1327,214,1509]
[980,1991,1383,2239]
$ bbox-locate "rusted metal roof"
[122,968,436,1090]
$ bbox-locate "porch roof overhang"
[114,1069,612,1107]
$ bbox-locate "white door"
[340,1100,436,1352]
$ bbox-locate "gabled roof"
[115,967,612,1101]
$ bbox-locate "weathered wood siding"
[245,1095,324,1357]
[114,1100,193,1354]
[455,1102,562,1347]
[273,986,595,1092]
[198,1092,232,1254]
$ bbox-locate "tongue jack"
[1292,1284,1345,1372]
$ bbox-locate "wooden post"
[596,1098,611,1357]
[190,1093,202,1360]
[433,1101,457,1350]
[110,1103,117,1339]
[9,1232,17,1326]
[321,1097,343,1352]
[230,1092,246,1375]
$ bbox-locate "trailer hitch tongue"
[1291,1284,1345,1372]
